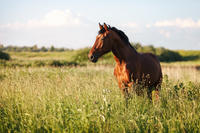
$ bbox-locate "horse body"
[88,23,162,99]
[138,53,162,87]
[112,39,162,97]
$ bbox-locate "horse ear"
[103,23,108,31]
[99,23,103,30]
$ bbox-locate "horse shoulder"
[114,64,122,88]
[114,62,132,87]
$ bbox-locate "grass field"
[0,65,200,132]
[0,51,200,132]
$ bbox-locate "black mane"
[98,26,136,51]
[98,26,130,45]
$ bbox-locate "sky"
[0,0,200,50]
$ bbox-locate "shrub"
[49,60,64,67]
[71,48,114,64]
[33,60,46,67]
[0,51,10,60]
[49,60,78,67]
[131,44,183,62]
[139,45,156,54]
[156,48,182,62]
[71,48,90,63]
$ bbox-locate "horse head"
[88,23,114,63]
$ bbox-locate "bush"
[71,48,114,64]
[156,48,182,62]
[71,48,90,63]
[132,43,183,62]
[138,45,156,54]
[33,60,46,67]
[49,60,78,67]
[0,51,10,60]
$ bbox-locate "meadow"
[0,50,200,132]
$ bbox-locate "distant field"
[1,49,200,68]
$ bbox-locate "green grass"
[176,50,200,58]
[0,50,200,132]
[8,51,77,63]
[0,66,200,132]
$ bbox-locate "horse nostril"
[90,55,94,60]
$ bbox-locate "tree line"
[131,42,183,62]
[0,44,71,52]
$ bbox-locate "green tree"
[0,44,4,51]
[49,46,55,52]
[142,45,156,54]
[31,45,39,52]
[132,42,142,50]
[0,51,10,60]
[41,46,48,52]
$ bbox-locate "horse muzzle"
[88,54,98,63]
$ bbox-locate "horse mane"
[98,26,137,52]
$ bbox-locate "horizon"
[1,43,200,51]
[1,0,200,50]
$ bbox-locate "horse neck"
[111,39,138,64]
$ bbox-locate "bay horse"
[88,23,162,100]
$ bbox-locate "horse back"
[137,52,162,86]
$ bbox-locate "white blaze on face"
[95,34,103,49]
[97,34,101,38]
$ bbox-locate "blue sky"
[0,0,200,49]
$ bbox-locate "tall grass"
[162,65,200,82]
[0,66,200,132]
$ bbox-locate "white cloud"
[154,18,200,28]
[121,22,138,28]
[145,24,151,28]
[159,30,170,38]
[41,9,81,27]
[0,9,85,29]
